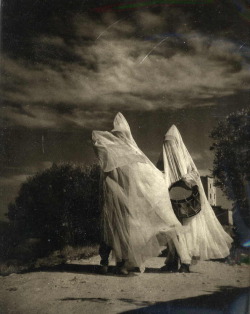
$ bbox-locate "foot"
[114,263,129,275]
[160,264,178,272]
[178,263,190,273]
[114,260,129,275]
[113,266,129,275]
[99,265,108,274]
[117,266,129,275]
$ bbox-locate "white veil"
[158,125,233,261]
[93,114,187,270]
[158,125,199,188]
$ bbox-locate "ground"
[0,256,249,314]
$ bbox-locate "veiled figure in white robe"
[92,113,188,271]
[158,125,233,264]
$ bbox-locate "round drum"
[169,180,201,220]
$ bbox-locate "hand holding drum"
[169,180,201,221]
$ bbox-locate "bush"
[6,163,101,258]
[0,245,99,276]
[210,108,250,228]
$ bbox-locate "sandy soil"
[0,256,249,314]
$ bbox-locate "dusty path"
[0,256,249,314]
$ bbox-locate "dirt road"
[0,256,249,314]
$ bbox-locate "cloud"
[0,162,54,178]
[1,104,114,130]
[191,152,203,162]
[0,174,30,187]
[198,169,211,177]
[1,9,250,129]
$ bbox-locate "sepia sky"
[1,0,250,219]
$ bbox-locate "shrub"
[6,163,101,256]
[210,108,250,228]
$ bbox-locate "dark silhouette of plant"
[210,108,250,228]
[7,163,101,252]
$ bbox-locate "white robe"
[158,125,233,263]
[92,113,187,270]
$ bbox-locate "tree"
[210,108,250,228]
[7,163,101,252]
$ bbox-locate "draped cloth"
[92,113,187,271]
[158,125,233,263]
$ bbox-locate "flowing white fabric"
[92,113,187,270]
[158,125,233,263]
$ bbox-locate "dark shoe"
[99,265,108,274]
[161,255,179,272]
[117,266,129,275]
[163,248,179,272]
[178,263,190,273]
[113,266,129,275]
[160,264,178,272]
[114,260,129,275]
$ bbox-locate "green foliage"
[7,163,101,253]
[210,108,250,227]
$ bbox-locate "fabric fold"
[93,113,188,270]
[158,124,233,263]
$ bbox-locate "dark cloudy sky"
[1,0,250,220]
